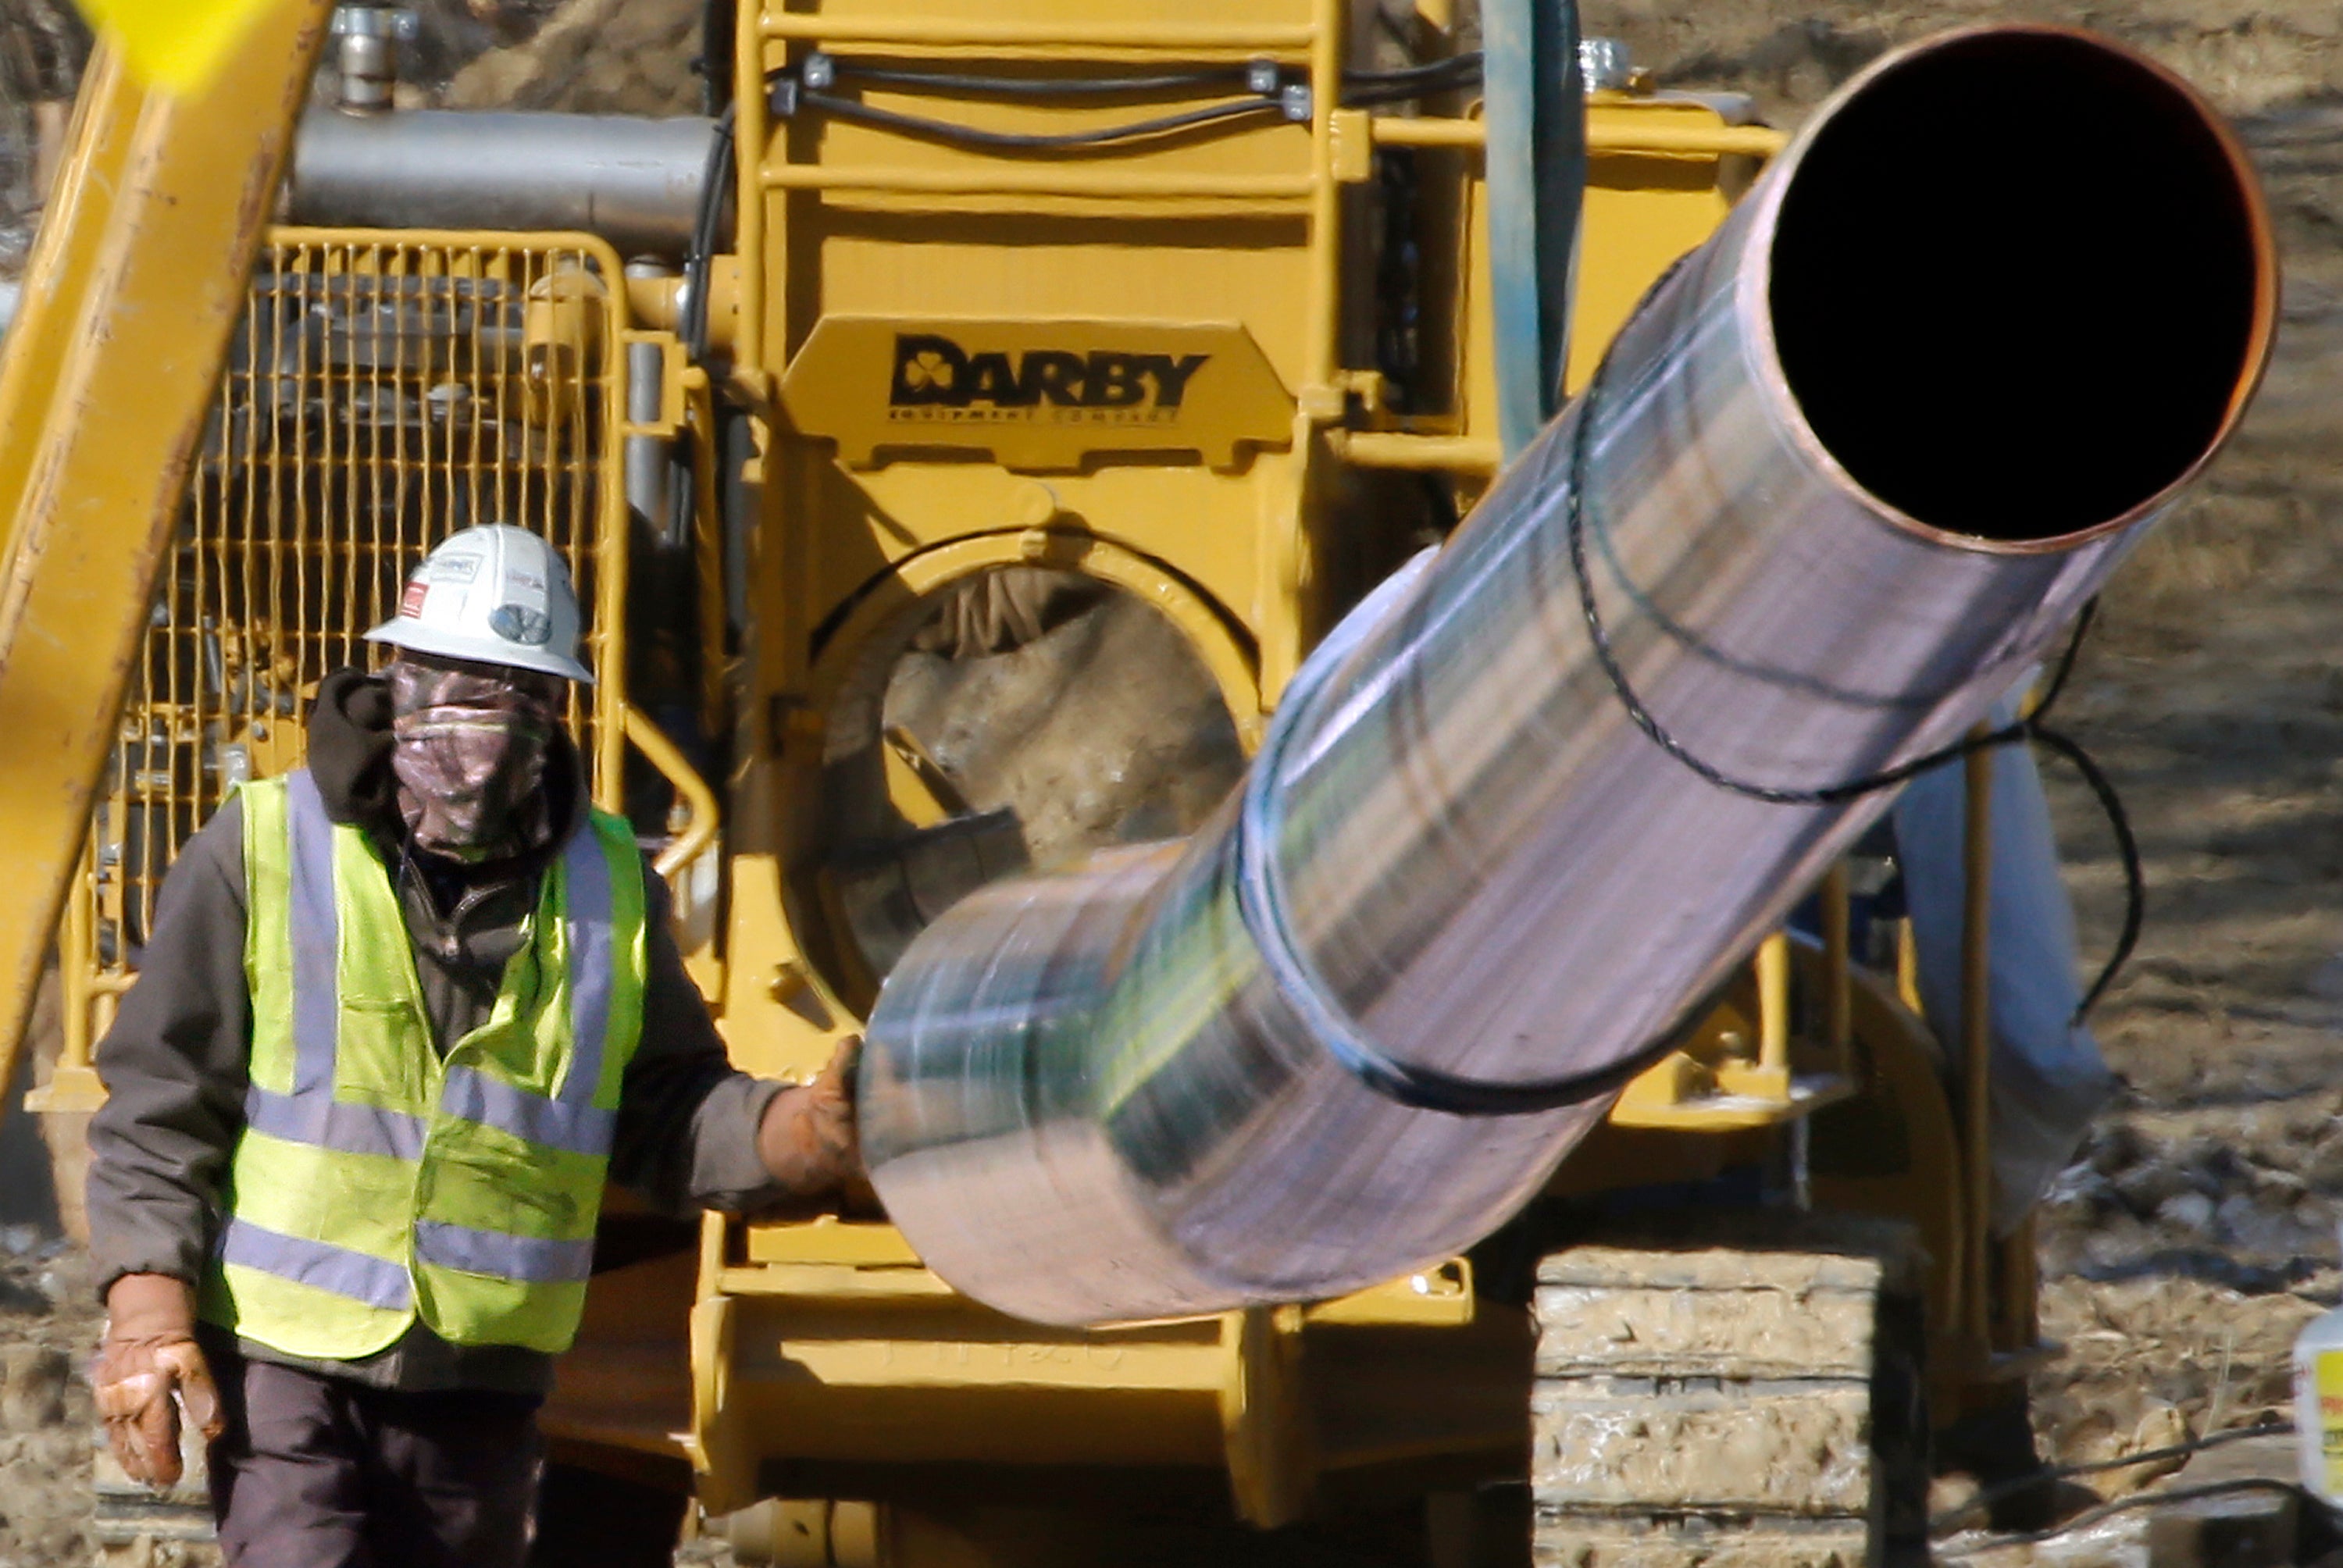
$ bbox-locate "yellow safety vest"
[199,771,647,1359]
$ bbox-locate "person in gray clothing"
[85,526,862,1566]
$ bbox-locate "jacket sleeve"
[608,861,789,1214]
[86,796,254,1295]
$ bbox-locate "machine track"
[1528,1215,1927,1568]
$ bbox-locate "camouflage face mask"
[386,658,566,861]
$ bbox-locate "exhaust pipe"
[857,27,2276,1327]
[288,109,717,257]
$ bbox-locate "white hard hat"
[364,525,594,683]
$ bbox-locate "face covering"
[385,659,565,861]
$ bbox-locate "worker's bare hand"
[95,1274,223,1489]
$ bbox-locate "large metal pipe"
[288,109,716,256]
[857,27,2276,1327]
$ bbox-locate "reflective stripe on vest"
[245,773,625,1167]
[413,1221,597,1283]
[220,1219,413,1312]
[205,771,647,1360]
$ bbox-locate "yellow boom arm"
[0,0,329,1123]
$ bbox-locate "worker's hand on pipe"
[756,1035,876,1210]
[94,1273,223,1490]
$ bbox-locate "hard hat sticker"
[427,555,481,584]
[399,582,430,618]
[490,604,555,646]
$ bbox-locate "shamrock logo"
[901,351,955,393]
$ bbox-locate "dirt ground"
[5,0,2343,1560]
[0,1244,97,1566]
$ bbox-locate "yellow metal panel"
[779,317,1294,471]
[746,1217,924,1268]
[782,223,1320,397]
[1564,99,1753,396]
[0,2,330,1128]
[1303,1260,1475,1327]
[716,1275,1236,1467]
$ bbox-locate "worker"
[81,524,863,1566]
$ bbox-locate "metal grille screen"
[65,230,632,1047]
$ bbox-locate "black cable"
[1929,1420,2290,1534]
[2017,599,2148,1020]
[2032,597,2097,716]
[1935,1478,2302,1556]
[2010,597,2147,1021]
[1564,370,2032,807]
[1565,348,2146,1021]
[828,62,1253,99]
[2031,724,2146,1020]
[808,52,1484,103]
[696,0,736,115]
[1346,81,1476,109]
[1343,53,1485,91]
[796,88,1281,151]
[1343,60,1487,109]
[770,51,1483,153]
[682,106,736,365]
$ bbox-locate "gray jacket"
[86,670,784,1393]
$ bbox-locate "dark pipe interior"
[1770,33,2263,541]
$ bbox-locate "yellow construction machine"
[0,1,2273,1563]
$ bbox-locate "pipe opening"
[1769,32,2265,542]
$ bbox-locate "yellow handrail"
[759,15,1318,52]
[626,705,723,882]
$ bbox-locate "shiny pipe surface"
[288,110,716,256]
[858,26,2275,1327]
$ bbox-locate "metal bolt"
[327,5,415,114]
[1578,37,1634,94]
[1245,57,1281,97]
[801,52,836,91]
[1279,83,1313,123]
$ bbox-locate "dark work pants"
[205,1346,544,1568]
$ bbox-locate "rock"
[2216,1192,2290,1251]
[2161,1191,2220,1234]
[2045,1164,2117,1215]
[1929,1472,1985,1531]
[2308,955,2343,1003]
[2119,1159,2194,1217]
[2186,1140,2248,1190]
[2256,1164,2308,1203]
[2088,1401,2195,1499]
[0,1345,68,1430]
[2090,1121,2154,1176]
[2303,1128,2343,1193]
